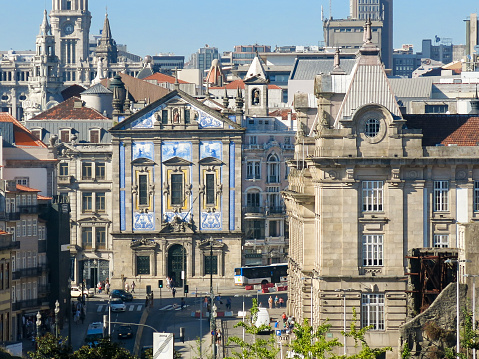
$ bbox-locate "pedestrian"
[145,295,149,307]
[97,281,102,294]
[274,295,279,308]
[203,296,208,308]
[172,287,176,298]
[216,329,222,345]
[105,282,110,295]
[226,297,231,311]
[268,295,273,309]
[282,312,287,323]
[279,297,284,307]
[131,281,136,293]
[180,298,185,310]
[80,308,85,324]
[166,277,171,289]
[125,282,130,292]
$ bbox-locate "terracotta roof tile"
[269,109,296,121]
[37,194,52,200]
[0,113,47,147]
[0,230,9,235]
[144,73,189,84]
[30,97,108,121]
[16,184,40,192]
[405,114,479,146]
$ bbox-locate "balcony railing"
[58,175,73,185]
[12,298,42,311]
[38,284,51,296]
[12,265,47,280]
[0,212,20,221]
[266,206,285,214]
[18,205,40,214]
[0,239,20,251]
[244,206,264,214]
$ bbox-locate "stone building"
[108,89,244,290]
[283,22,479,357]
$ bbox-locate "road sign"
[61,244,72,251]
[153,333,174,359]
[276,330,282,336]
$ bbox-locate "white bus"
[234,263,288,286]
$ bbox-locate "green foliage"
[342,308,392,359]
[461,309,479,351]
[188,337,213,359]
[400,341,411,359]
[225,298,279,359]
[28,333,72,359]
[71,338,136,359]
[289,318,342,359]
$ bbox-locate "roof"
[405,114,479,146]
[101,73,170,103]
[61,84,87,101]
[144,72,189,84]
[269,109,297,121]
[389,77,436,98]
[290,58,356,80]
[0,113,47,148]
[209,79,281,90]
[0,230,8,235]
[81,83,112,95]
[244,56,268,83]
[16,184,40,192]
[29,97,109,121]
[37,194,53,200]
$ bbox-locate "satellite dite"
[153,333,174,359]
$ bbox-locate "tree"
[342,308,392,359]
[28,333,71,359]
[289,318,342,359]
[71,338,136,359]
[225,298,279,359]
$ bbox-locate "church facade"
[108,90,244,290]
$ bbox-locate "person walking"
[226,297,231,311]
[274,295,279,308]
[125,282,130,293]
[105,281,110,295]
[131,281,136,293]
[268,295,273,309]
[216,329,222,345]
[180,298,185,310]
[172,287,176,298]
[279,297,284,307]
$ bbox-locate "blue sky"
[0,0,478,59]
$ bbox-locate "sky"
[0,0,478,59]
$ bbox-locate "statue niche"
[252,89,260,106]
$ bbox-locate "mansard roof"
[0,113,47,148]
[110,89,243,131]
[101,73,170,103]
[29,97,109,121]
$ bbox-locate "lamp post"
[54,300,60,338]
[67,277,72,348]
[36,311,41,342]
[335,288,353,355]
[445,258,471,359]
[464,274,479,359]
[209,238,217,359]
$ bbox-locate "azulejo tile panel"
[190,106,223,129]
[130,106,164,129]
[162,141,192,161]
[164,212,191,223]
[200,141,222,160]
[132,142,154,161]
[133,212,155,230]
[201,212,222,230]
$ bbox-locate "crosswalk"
[96,304,143,312]
[158,304,190,311]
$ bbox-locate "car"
[117,325,133,339]
[110,289,133,302]
[110,298,126,312]
[70,286,89,298]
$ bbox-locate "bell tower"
[50,0,91,67]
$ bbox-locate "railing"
[12,265,47,280]
[267,176,280,184]
[0,239,20,251]
[266,206,285,214]
[244,206,264,214]
[12,298,42,311]
[58,175,73,185]
[0,212,20,221]
[17,205,40,214]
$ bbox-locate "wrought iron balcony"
[12,298,42,311]
[12,265,47,280]
[17,205,40,214]
[266,206,285,214]
[244,206,264,214]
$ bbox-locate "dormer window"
[31,129,42,141]
[364,118,380,138]
[89,129,100,143]
[60,129,70,143]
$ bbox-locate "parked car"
[110,298,126,312]
[70,286,89,298]
[110,289,133,302]
[117,325,133,339]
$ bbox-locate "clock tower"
[50,0,91,67]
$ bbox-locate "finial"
[334,47,340,69]
[365,17,372,43]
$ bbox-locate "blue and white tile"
[200,141,222,160]
[132,142,154,161]
[162,142,192,161]
[133,212,155,230]
[200,212,222,230]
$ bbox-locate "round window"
[364,118,380,138]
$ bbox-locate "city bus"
[234,263,288,286]
[85,322,104,347]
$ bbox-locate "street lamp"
[464,274,479,359]
[67,277,72,348]
[36,311,41,341]
[208,237,217,359]
[54,300,60,338]
[335,288,353,355]
[445,258,471,359]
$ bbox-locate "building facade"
[284,24,479,357]
[108,90,244,290]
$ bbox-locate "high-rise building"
[189,46,219,80]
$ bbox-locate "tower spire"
[39,9,51,36]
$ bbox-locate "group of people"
[97,279,110,294]
[72,299,86,325]
[125,280,136,293]
[267,295,285,309]
[279,313,295,334]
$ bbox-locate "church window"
[434,181,449,212]
[205,173,215,205]
[171,174,184,206]
[252,89,260,106]
[204,255,218,275]
[364,118,380,138]
[136,256,150,275]
[66,0,72,10]
[138,174,149,206]
[162,110,168,124]
[474,181,479,212]
[185,110,190,124]
[362,181,383,211]
[362,234,383,266]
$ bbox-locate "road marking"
[175,305,189,311]
[97,305,104,312]
[129,305,134,311]
[159,305,172,311]
[137,305,142,311]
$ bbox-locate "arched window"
[267,154,279,183]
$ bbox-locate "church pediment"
[130,238,159,250]
[198,157,224,166]
[131,157,156,166]
[198,238,226,250]
[163,156,192,166]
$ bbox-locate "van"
[85,322,104,347]
[254,308,271,333]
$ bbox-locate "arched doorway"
[168,244,186,287]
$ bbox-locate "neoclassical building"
[284,21,479,357]
[108,89,244,290]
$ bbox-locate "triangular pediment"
[131,158,156,165]
[110,90,242,131]
[199,156,224,166]
[163,156,192,166]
